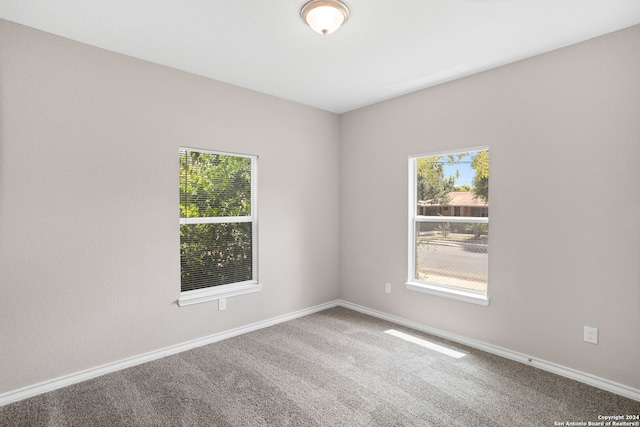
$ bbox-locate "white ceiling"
[1,0,640,113]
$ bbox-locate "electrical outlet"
[219,298,227,311]
[584,326,598,344]
[385,283,391,294]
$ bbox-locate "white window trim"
[404,282,489,306]
[180,216,253,225]
[178,147,261,307]
[178,281,262,307]
[407,147,489,306]
[415,215,488,224]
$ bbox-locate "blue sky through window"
[442,151,477,188]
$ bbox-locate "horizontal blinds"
[415,216,488,224]
[414,219,488,293]
[180,223,253,292]
[180,150,252,219]
[179,148,255,292]
[410,148,489,294]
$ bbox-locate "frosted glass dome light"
[301,0,350,35]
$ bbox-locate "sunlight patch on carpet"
[385,329,466,359]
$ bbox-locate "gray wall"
[0,19,340,394]
[339,25,640,389]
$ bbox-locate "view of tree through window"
[411,148,489,294]
[179,149,256,293]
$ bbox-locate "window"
[406,147,489,306]
[178,148,261,307]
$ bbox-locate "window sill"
[405,281,489,306]
[178,281,262,307]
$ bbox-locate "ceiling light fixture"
[301,0,350,35]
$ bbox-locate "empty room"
[1,1,639,425]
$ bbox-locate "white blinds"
[179,148,257,293]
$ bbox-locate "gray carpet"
[1,307,638,426]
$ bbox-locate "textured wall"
[0,19,340,394]
[339,25,640,389]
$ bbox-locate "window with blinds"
[179,148,258,294]
[406,147,489,306]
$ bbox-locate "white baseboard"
[2,298,638,406]
[0,300,339,407]
[336,299,640,402]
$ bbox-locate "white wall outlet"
[385,283,391,294]
[584,326,598,344]
[219,298,227,311]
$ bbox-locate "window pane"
[412,149,489,296]
[180,222,253,292]
[180,150,252,218]
[415,220,488,293]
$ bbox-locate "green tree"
[179,151,253,291]
[417,156,455,205]
[471,150,489,202]
[180,151,251,218]
[465,222,488,240]
[435,222,451,238]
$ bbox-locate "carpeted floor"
[1,307,639,426]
